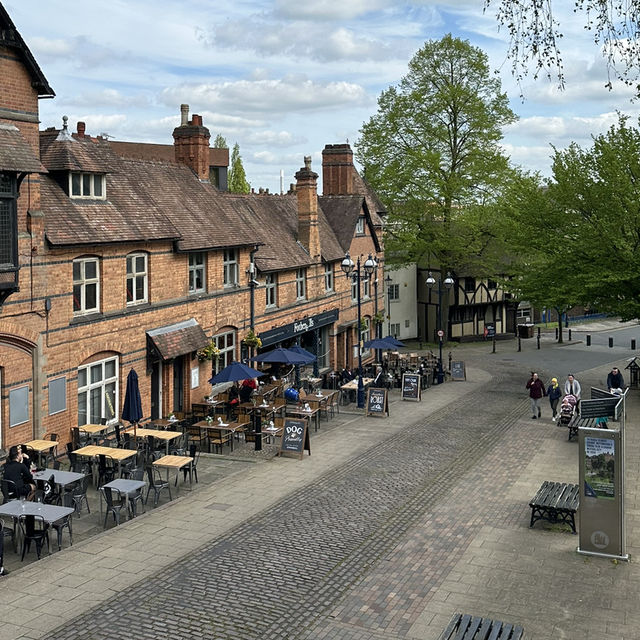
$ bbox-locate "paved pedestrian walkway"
[1,341,638,639]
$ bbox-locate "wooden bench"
[438,613,524,640]
[567,415,602,441]
[529,481,579,533]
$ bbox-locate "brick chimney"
[295,156,320,259]
[173,104,211,180]
[322,143,355,195]
[76,121,86,138]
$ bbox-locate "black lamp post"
[385,274,393,338]
[426,270,454,384]
[341,252,376,408]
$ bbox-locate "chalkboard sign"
[366,387,389,417]
[451,361,466,381]
[279,419,310,459]
[401,373,421,401]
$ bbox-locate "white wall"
[385,265,418,340]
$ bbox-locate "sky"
[7,0,640,193]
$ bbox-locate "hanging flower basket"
[197,341,221,362]
[373,311,385,326]
[243,329,262,349]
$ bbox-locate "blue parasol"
[382,335,405,348]
[287,345,316,363]
[250,347,310,365]
[122,368,143,424]
[363,338,395,350]
[209,361,266,385]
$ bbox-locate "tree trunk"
[556,308,563,343]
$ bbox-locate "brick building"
[0,5,384,453]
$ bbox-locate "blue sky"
[8,0,639,193]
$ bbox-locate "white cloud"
[245,130,307,147]
[274,0,387,20]
[62,89,151,109]
[160,78,370,116]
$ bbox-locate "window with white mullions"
[189,252,205,293]
[324,263,334,292]
[77,356,118,426]
[73,257,100,315]
[213,330,236,373]
[69,172,105,199]
[296,268,306,300]
[265,273,277,308]
[126,252,148,305]
[223,249,238,286]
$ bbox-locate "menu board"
[366,387,389,417]
[279,419,310,459]
[451,361,466,381]
[402,373,421,401]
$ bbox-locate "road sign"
[437,330,444,338]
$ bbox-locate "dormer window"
[69,172,106,199]
[355,216,365,235]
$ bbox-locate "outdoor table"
[124,426,181,455]
[23,439,57,468]
[148,418,180,429]
[100,478,146,517]
[153,455,193,492]
[193,420,244,452]
[286,406,321,432]
[0,499,74,526]
[33,468,86,490]
[73,445,138,483]
[340,378,374,404]
[79,423,111,444]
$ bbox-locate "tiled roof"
[0,124,46,173]
[40,132,112,172]
[110,141,228,168]
[147,318,208,361]
[355,173,387,226]
[318,195,367,253]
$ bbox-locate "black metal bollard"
[537,335,540,350]
[609,337,613,348]
[568,329,572,341]
[492,336,496,353]
[632,339,637,350]
[537,327,541,338]
[555,327,558,340]
[518,337,521,352]
[586,334,591,346]
[254,412,262,451]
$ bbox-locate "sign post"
[401,373,421,401]
[279,418,310,459]
[366,387,389,417]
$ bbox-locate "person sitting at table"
[340,367,354,383]
[3,446,35,500]
[372,366,386,388]
[239,378,256,403]
[18,444,34,471]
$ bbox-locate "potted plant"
[197,341,221,362]
[243,328,262,349]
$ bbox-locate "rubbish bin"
[518,324,534,339]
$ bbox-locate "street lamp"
[341,252,376,408]
[385,274,393,338]
[426,270,454,384]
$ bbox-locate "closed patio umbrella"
[122,368,143,444]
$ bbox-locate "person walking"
[564,374,581,401]
[547,377,562,422]
[526,372,546,419]
[607,366,624,393]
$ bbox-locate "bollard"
[632,339,637,350]
[609,337,613,348]
[492,336,496,353]
[518,337,521,352]
[254,413,262,451]
[537,326,541,337]
[586,334,591,346]
[555,327,558,340]
[537,335,540,350]
[569,329,572,341]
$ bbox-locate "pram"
[558,394,577,425]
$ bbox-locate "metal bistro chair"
[0,517,17,553]
[100,486,125,529]
[179,444,199,486]
[51,492,74,550]
[127,467,146,517]
[97,454,117,486]
[19,513,50,561]
[145,465,171,507]
[1,479,18,504]
[71,475,91,516]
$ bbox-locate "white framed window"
[390,322,400,337]
[351,274,358,302]
[223,249,238,287]
[189,252,206,293]
[355,216,365,235]
[363,276,370,299]
[69,172,106,199]
[360,317,371,356]
[324,263,334,293]
[73,256,100,315]
[296,268,306,300]
[265,273,277,308]
[126,252,148,305]
[213,330,236,373]
[77,355,118,426]
[388,283,400,301]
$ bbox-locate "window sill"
[70,311,103,325]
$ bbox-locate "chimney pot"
[77,122,86,138]
[180,104,189,126]
[192,114,202,126]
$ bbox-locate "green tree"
[485,0,640,92]
[356,34,517,271]
[213,134,228,149]
[228,142,250,194]
[494,115,640,328]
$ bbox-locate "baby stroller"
[558,394,577,425]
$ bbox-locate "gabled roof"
[319,194,381,254]
[0,123,46,173]
[0,3,54,97]
[40,129,113,173]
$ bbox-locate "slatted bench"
[529,481,579,533]
[567,416,602,441]
[438,613,524,639]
